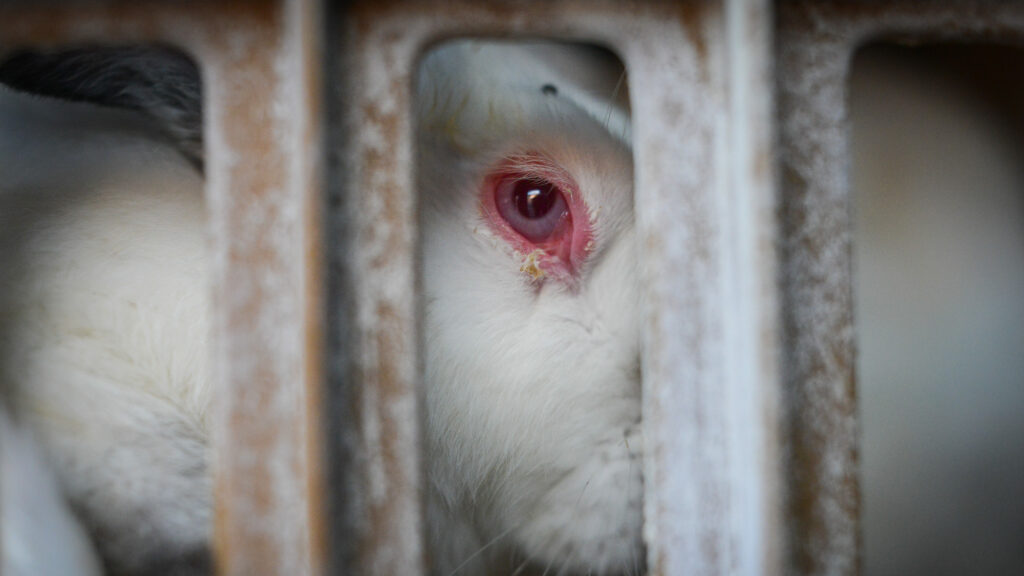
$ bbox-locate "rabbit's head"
[417,42,643,574]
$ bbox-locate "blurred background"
[851,44,1024,575]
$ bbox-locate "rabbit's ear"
[518,43,629,113]
[0,46,203,168]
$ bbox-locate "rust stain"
[360,93,411,271]
[359,298,420,569]
[676,0,711,64]
[294,0,328,572]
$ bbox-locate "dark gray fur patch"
[0,46,203,169]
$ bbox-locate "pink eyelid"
[480,153,594,285]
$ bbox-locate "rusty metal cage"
[1,1,1021,575]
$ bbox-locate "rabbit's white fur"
[0,41,642,575]
[0,87,212,575]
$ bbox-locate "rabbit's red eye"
[495,178,569,242]
[481,154,594,285]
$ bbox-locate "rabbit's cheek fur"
[421,210,643,571]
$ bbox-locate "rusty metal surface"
[776,2,1024,575]
[0,2,325,575]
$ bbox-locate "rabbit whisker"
[446,523,518,576]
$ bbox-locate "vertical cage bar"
[327,6,426,574]
[202,1,324,574]
[630,1,780,574]
[292,0,329,571]
[776,5,861,571]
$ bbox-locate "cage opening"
[851,42,1024,576]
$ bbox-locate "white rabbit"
[0,40,643,576]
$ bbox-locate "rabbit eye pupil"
[495,175,569,243]
[514,180,558,219]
